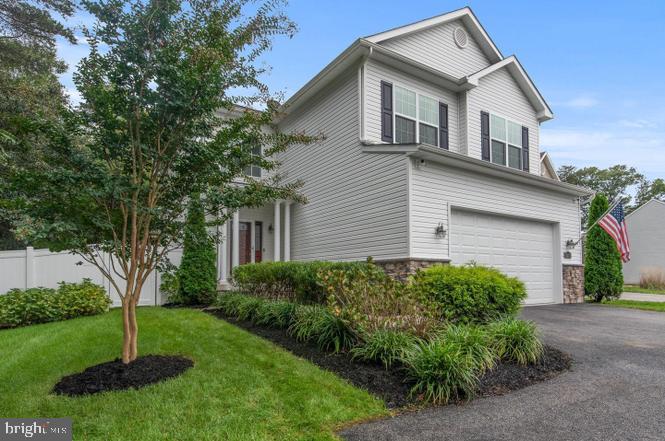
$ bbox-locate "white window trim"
[392,84,441,147]
[244,144,263,178]
[489,112,523,170]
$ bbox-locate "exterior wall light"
[268,224,274,233]
[435,223,447,238]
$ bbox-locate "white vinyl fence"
[0,247,183,307]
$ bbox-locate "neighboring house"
[218,7,591,305]
[622,199,665,285]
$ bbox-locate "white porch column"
[232,210,240,269]
[284,202,291,262]
[273,200,281,262]
[218,211,228,282]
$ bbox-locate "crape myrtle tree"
[4,0,314,363]
[584,194,623,302]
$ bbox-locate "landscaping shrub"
[321,259,438,338]
[403,338,480,405]
[0,280,111,328]
[410,264,526,324]
[584,194,623,302]
[234,296,264,322]
[487,318,543,365]
[437,324,496,373]
[350,329,417,368]
[216,292,251,317]
[231,260,373,303]
[288,304,357,352]
[639,267,665,290]
[177,194,218,305]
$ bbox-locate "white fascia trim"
[463,56,554,122]
[540,151,560,181]
[364,7,502,63]
[361,143,591,196]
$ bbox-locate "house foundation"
[374,258,450,281]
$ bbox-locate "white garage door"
[450,209,556,305]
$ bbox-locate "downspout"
[358,46,372,144]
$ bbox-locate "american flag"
[598,202,631,263]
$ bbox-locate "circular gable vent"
[453,27,468,48]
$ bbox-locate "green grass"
[0,307,387,440]
[603,300,665,312]
[623,285,665,295]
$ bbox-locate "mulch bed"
[52,355,194,397]
[207,309,571,409]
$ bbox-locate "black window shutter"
[521,126,530,172]
[480,111,490,161]
[439,102,449,150]
[380,81,393,143]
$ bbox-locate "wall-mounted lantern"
[435,223,447,238]
[268,224,274,234]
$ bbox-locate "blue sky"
[56,0,665,178]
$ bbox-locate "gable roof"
[539,151,560,180]
[462,56,553,121]
[627,198,665,219]
[364,7,502,64]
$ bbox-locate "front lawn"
[603,300,665,312]
[0,307,386,440]
[623,285,665,295]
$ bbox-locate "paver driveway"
[340,304,665,441]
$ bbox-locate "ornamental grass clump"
[487,318,544,365]
[437,323,497,373]
[253,300,297,328]
[288,304,357,353]
[350,329,417,368]
[403,338,480,405]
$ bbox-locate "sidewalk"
[622,292,665,302]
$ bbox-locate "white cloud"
[65,88,82,106]
[618,119,659,129]
[558,96,598,109]
[541,127,665,178]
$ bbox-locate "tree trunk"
[128,299,139,362]
[121,299,132,364]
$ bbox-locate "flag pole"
[568,196,622,247]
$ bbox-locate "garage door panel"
[451,210,555,305]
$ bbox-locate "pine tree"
[178,194,217,305]
[584,194,623,302]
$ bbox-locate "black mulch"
[206,309,571,409]
[52,355,194,397]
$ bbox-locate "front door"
[255,221,263,262]
[239,222,252,265]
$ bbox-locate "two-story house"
[217,7,591,305]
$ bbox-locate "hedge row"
[231,260,374,304]
[0,279,111,328]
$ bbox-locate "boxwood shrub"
[0,279,111,328]
[231,260,373,304]
[410,264,527,324]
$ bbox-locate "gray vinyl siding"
[364,59,460,153]
[458,91,468,155]
[277,69,409,261]
[622,201,665,284]
[379,20,490,78]
[409,159,582,264]
[467,67,541,174]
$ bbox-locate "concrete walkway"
[340,305,665,441]
[622,292,665,302]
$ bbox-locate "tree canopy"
[1,0,315,363]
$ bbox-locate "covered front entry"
[218,200,292,287]
[450,209,559,305]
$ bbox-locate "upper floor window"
[243,144,262,178]
[490,114,523,170]
[394,85,439,146]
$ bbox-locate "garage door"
[450,209,556,305]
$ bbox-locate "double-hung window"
[393,85,440,147]
[243,144,262,178]
[490,114,523,170]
